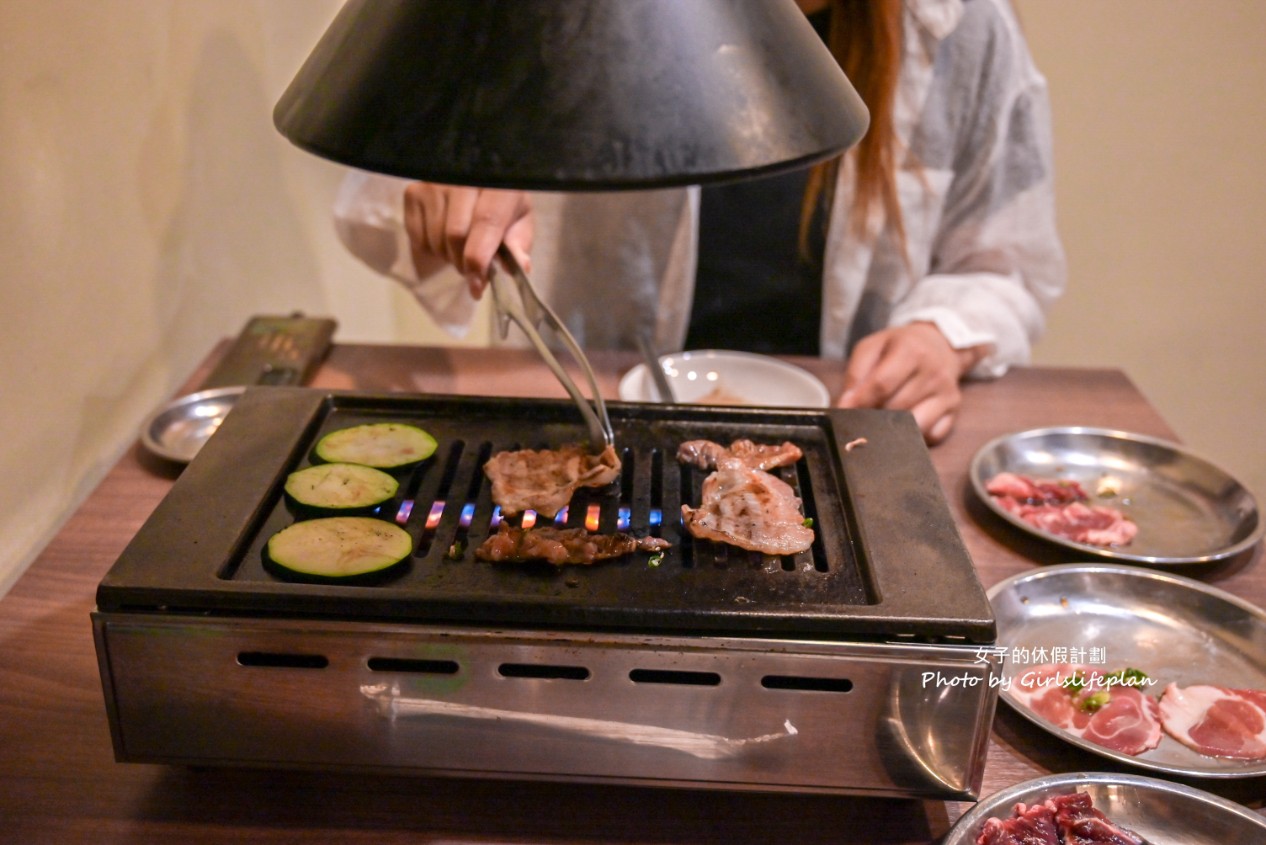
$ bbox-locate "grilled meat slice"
[676,438,803,472]
[681,458,814,555]
[484,444,621,517]
[476,523,669,566]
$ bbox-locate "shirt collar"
[905,0,965,42]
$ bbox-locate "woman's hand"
[402,183,534,297]
[836,322,985,445]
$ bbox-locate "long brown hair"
[800,0,905,254]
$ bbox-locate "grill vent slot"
[367,657,459,675]
[499,663,590,681]
[629,669,721,687]
[761,675,853,693]
[411,439,468,557]
[237,651,328,669]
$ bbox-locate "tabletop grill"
[94,387,999,798]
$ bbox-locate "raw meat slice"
[484,444,621,517]
[975,792,1145,845]
[1009,500,1138,547]
[1049,792,1146,845]
[676,438,803,472]
[1014,664,1089,728]
[975,800,1058,845]
[475,523,669,566]
[1158,683,1266,760]
[681,458,814,555]
[987,471,1088,505]
[986,472,1137,547]
[1011,664,1162,756]
[1077,687,1162,756]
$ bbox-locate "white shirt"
[333,0,1064,379]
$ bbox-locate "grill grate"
[222,399,874,634]
[395,440,828,574]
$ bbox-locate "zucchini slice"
[314,422,437,470]
[284,462,398,512]
[266,516,412,581]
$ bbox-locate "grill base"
[93,611,998,798]
[95,388,998,796]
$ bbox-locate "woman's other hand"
[402,183,534,297]
[837,322,985,445]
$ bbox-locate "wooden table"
[1,343,1262,844]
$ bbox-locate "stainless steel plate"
[139,386,246,464]
[942,772,1266,845]
[971,426,1263,564]
[988,563,1266,777]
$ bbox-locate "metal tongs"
[489,244,614,451]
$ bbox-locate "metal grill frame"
[97,387,995,643]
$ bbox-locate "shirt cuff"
[895,306,1004,379]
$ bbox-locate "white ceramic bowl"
[618,349,830,408]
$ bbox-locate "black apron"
[685,9,831,356]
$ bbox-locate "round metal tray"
[139,385,245,464]
[942,772,1266,845]
[988,563,1266,778]
[971,426,1263,564]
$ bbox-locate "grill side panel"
[94,612,998,799]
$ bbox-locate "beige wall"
[1017,0,1266,508]
[0,1,408,596]
[2,1,1264,595]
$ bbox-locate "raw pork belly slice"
[986,472,1137,547]
[680,458,814,555]
[1158,683,1266,760]
[1011,664,1162,756]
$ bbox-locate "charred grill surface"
[228,406,867,630]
